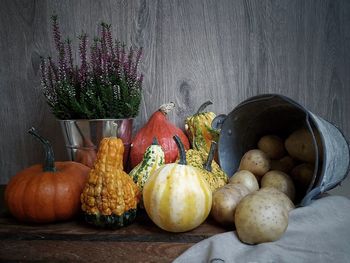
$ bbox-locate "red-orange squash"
[4,128,90,223]
[130,102,190,168]
[76,148,96,168]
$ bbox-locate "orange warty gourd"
[81,136,140,228]
[4,128,90,223]
[130,102,190,168]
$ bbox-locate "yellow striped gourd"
[143,135,212,232]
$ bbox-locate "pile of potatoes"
[211,128,320,244]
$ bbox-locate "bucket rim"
[235,93,308,112]
[309,114,350,188]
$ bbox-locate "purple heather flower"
[48,57,58,82]
[105,24,115,60]
[137,73,144,87]
[40,58,48,89]
[120,43,126,67]
[131,47,143,81]
[51,15,63,53]
[90,38,99,74]
[126,46,134,77]
[41,16,143,119]
[51,15,67,82]
[66,38,74,74]
[79,33,88,85]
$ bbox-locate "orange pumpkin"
[130,102,190,168]
[4,128,90,223]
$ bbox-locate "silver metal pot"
[59,118,134,169]
[213,94,350,206]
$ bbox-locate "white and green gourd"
[129,137,165,205]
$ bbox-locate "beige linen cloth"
[174,195,350,263]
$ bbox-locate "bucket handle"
[212,114,227,130]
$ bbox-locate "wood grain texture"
[0,0,349,195]
[0,240,193,263]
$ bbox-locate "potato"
[270,155,296,174]
[291,163,314,189]
[261,170,295,201]
[235,189,290,244]
[258,187,295,212]
[285,128,316,163]
[229,170,259,193]
[239,149,270,179]
[211,183,250,226]
[258,135,286,159]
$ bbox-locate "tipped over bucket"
[214,94,350,206]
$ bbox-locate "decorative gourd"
[185,142,228,192]
[130,102,190,168]
[81,137,140,228]
[143,135,212,232]
[129,137,165,196]
[4,127,90,223]
[185,100,219,153]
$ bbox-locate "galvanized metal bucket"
[213,94,350,206]
[59,119,134,169]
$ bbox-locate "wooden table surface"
[0,185,228,262]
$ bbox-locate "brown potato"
[228,170,259,193]
[270,155,296,174]
[235,189,290,244]
[239,149,271,179]
[211,183,250,226]
[261,170,295,201]
[258,135,286,159]
[258,187,295,212]
[291,163,314,189]
[285,128,316,163]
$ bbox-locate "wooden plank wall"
[1,0,349,196]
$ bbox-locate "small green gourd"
[129,137,165,197]
[185,141,228,192]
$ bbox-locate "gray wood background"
[1,0,349,196]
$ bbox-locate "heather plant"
[40,15,143,119]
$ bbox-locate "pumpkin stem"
[159,102,175,115]
[152,137,159,145]
[173,135,187,165]
[196,101,213,114]
[203,141,217,172]
[28,127,56,172]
